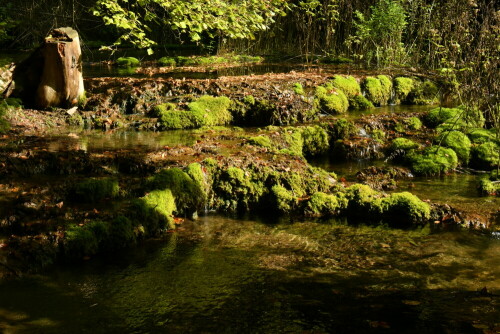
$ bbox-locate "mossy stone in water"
[471,142,500,170]
[137,189,177,230]
[314,86,349,114]
[409,146,458,175]
[327,118,357,141]
[425,107,462,128]
[378,192,431,224]
[301,126,329,157]
[478,178,500,196]
[248,135,273,149]
[116,57,140,67]
[362,76,391,106]
[407,80,438,105]
[349,94,374,110]
[406,117,422,130]
[468,128,497,144]
[390,138,419,152]
[158,57,176,66]
[271,185,297,213]
[329,75,361,99]
[306,192,343,217]
[438,130,472,163]
[74,178,120,203]
[394,77,416,104]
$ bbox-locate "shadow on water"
[0,216,499,333]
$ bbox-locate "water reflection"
[0,216,498,333]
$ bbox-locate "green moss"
[378,192,431,224]
[63,224,100,259]
[158,57,176,66]
[281,129,304,157]
[306,192,341,217]
[468,128,497,144]
[377,75,393,104]
[408,80,439,105]
[315,86,349,114]
[471,142,500,170]
[215,167,266,212]
[300,126,330,157]
[437,130,472,163]
[406,117,422,130]
[73,178,120,203]
[478,178,499,196]
[362,76,389,106]
[349,94,374,110]
[409,146,458,175]
[137,189,176,230]
[248,135,273,149]
[327,118,357,141]
[147,167,205,212]
[425,107,461,128]
[271,185,297,213]
[116,57,140,67]
[345,184,380,211]
[371,129,386,143]
[243,95,255,105]
[77,91,87,108]
[293,82,305,95]
[329,75,361,98]
[390,138,419,152]
[188,95,232,126]
[68,113,84,127]
[394,77,415,104]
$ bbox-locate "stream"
[0,215,499,333]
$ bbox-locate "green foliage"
[315,86,349,114]
[409,147,458,175]
[73,178,120,203]
[329,75,361,98]
[347,0,407,66]
[437,131,472,163]
[116,57,140,67]
[471,142,500,170]
[92,0,288,52]
[293,83,305,95]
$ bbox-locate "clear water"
[0,215,499,333]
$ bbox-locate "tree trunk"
[3,27,84,109]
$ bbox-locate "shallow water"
[0,215,499,333]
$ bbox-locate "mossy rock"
[470,142,500,170]
[425,107,462,128]
[407,80,439,105]
[248,135,273,149]
[271,185,297,213]
[116,57,140,67]
[300,126,330,157]
[437,130,472,163]
[390,138,419,152]
[73,178,120,203]
[467,128,497,144]
[326,118,358,141]
[314,86,349,114]
[136,189,176,230]
[406,117,422,130]
[345,184,380,212]
[377,192,431,224]
[158,57,176,66]
[329,75,361,99]
[349,94,374,110]
[362,76,391,106]
[409,146,458,175]
[147,167,206,213]
[478,178,500,196]
[394,77,416,104]
[305,192,345,217]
